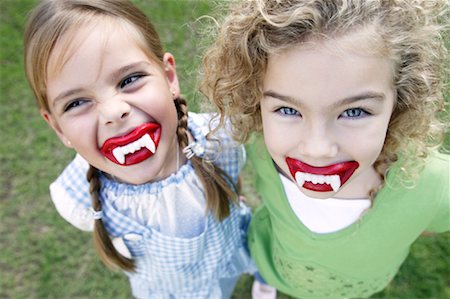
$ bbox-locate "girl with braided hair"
[24,0,254,297]
[201,0,449,298]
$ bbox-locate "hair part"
[201,0,448,191]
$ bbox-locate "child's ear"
[40,109,73,148]
[163,52,180,98]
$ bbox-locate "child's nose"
[298,125,338,158]
[98,98,131,125]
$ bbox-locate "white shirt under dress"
[49,113,254,299]
[279,174,371,234]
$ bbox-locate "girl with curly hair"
[202,0,449,298]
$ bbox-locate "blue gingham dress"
[49,113,254,298]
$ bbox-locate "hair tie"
[90,208,103,220]
[183,142,205,159]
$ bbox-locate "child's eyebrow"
[52,88,84,109]
[110,61,151,83]
[263,91,298,106]
[263,90,385,108]
[331,92,386,109]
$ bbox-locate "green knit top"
[247,136,449,298]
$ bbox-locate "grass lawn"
[1,0,448,298]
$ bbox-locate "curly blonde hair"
[201,0,448,187]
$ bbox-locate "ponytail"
[174,97,238,220]
[86,165,135,271]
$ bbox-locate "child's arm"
[49,154,94,231]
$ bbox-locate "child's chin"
[299,187,337,199]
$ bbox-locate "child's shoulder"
[422,151,449,179]
[429,150,450,162]
[49,154,94,231]
[187,111,210,129]
[388,150,448,184]
[418,151,449,196]
[188,112,245,181]
[55,154,90,187]
[398,150,449,197]
[422,151,450,233]
[188,112,236,146]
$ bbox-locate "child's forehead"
[47,18,149,78]
[286,26,389,59]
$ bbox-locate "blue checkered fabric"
[50,113,253,298]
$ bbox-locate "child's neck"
[335,166,382,199]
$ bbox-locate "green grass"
[1,0,448,298]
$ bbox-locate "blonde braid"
[174,98,238,220]
[86,165,135,271]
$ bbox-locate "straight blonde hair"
[25,0,238,271]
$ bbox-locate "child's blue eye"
[277,107,301,116]
[120,74,142,88]
[64,99,86,112]
[340,108,369,119]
